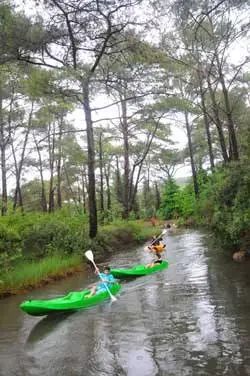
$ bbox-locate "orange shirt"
[152,244,165,253]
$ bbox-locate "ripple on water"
[1,230,250,376]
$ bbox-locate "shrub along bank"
[159,161,250,253]
[0,213,157,297]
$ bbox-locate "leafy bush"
[0,224,22,272]
[158,179,180,219]
[0,212,157,275]
[195,162,250,249]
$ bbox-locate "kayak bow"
[110,260,168,278]
[20,283,121,316]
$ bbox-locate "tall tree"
[26,0,146,237]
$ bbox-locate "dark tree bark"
[81,169,87,214]
[56,115,63,209]
[33,134,47,212]
[12,102,34,212]
[82,81,97,238]
[197,73,215,170]
[155,182,161,211]
[0,94,7,216]
[207,74,229,163]
[184,111,199,197]
[98,131,104,223]
[120,94,130,220]
[216,57,239,160]
[128,119,160,210]
[48,122,56,213]
[104,162,112,211]
[115,155,123,204]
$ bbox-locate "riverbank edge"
[0,221,159,299]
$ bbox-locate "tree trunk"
[81,169,87,214]
[115,156,122,204]
[216,59,239,160]
[56,116,63,209]
[129,162,143,211]
[64,164,81,214]
[0,94,7,216]
[98,132,104,223]
[82,81,97,238]
[33,134,47,212]
[207,75,229,163]
[155,182,161,211]
[184,111,199,197]
[12,102,34,212]
[0,144,7,216]
[198,78,215,170]
[121,96,130,220]
[129,121,159,210]
[77,178,82,205]
[48,122,55,213]
[104,161,111,211]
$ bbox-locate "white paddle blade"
[85,250,94,262]
[162,229,167,235]
[111,295,117,302]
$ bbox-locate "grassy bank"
[0,254,83,297]
[0,215,158,297]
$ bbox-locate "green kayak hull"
[110,260,168,278]
[19,283,121,317]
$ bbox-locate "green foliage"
[0,214,156,295]
[195,162,250,249]
[0,224,22,272]
[174,184,196,218]
[23,68,56,99]
[0,254,82,294]
[159,179,180,219]
[158,177,196,220]
[86,220,156,255]
[154,96,199,115]
[0,212,88,264]
[0,3,53,65]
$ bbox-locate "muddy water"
[0,230,250,376]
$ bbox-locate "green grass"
[0,254,82,295]
[101,220,159,239]
[0,217,160,297]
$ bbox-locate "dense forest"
[1,0,250,283]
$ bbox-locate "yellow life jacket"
[152,244,165,253]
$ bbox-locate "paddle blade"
[144,246,149,252]
[85,250,94,263]
[111,295,117,302]
[162,229,167,235]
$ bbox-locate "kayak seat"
[63,291,88,300]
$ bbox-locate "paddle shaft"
[149,229,166,247]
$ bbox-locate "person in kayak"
[146,251,163,268]
[87,266,116,297]
[147,235,166,253]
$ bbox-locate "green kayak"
[20,283,121,317]
[110,260,168,278]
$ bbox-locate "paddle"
[144,228,167,252]
[84,250,117,302]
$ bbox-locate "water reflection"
[27,312,75,344]
[1,230,250,376]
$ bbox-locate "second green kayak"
[110,260,168,278]
[20,283,121,316]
